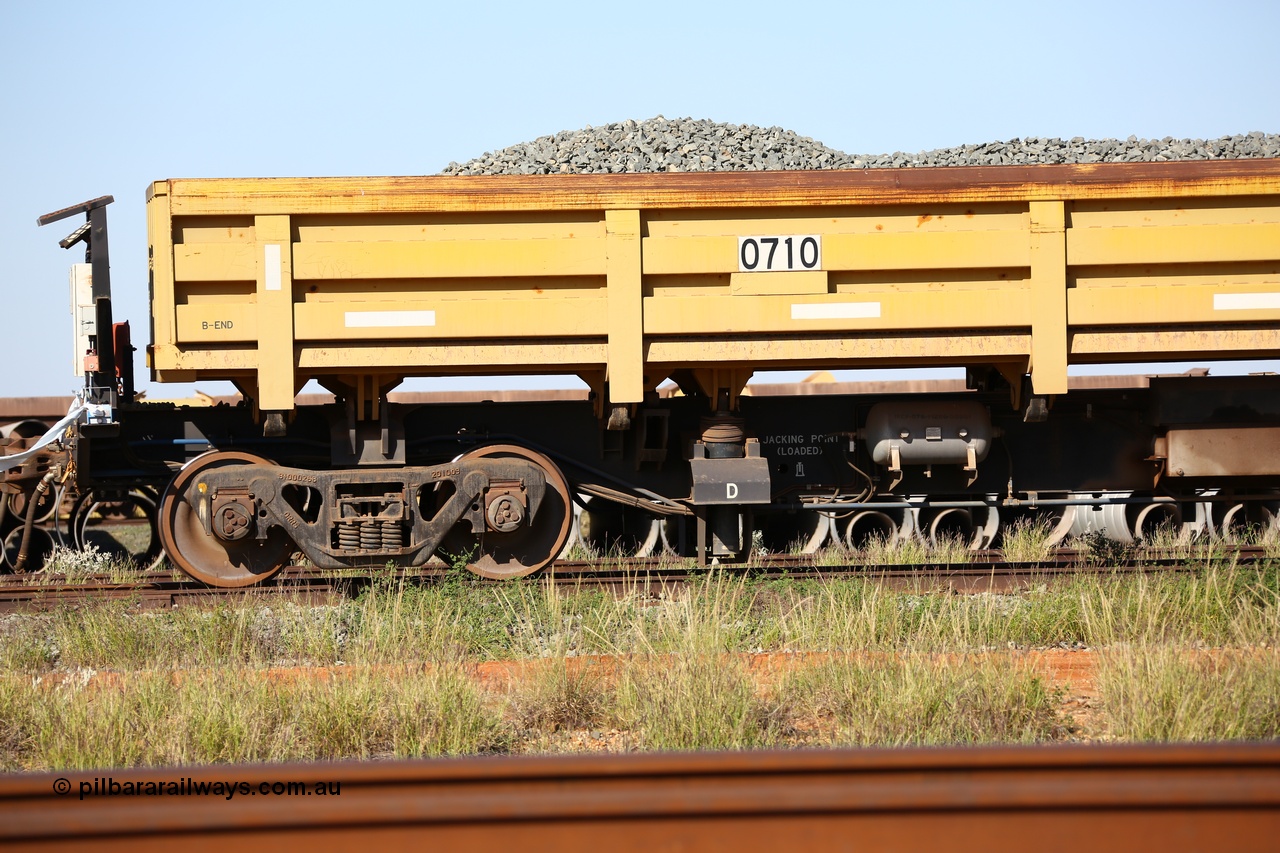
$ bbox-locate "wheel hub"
[213,497,254,541]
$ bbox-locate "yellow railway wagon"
[148,160,1280,419]
[15,160,1280,584]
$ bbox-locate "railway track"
[0,548,1270,610]
[2,744,1277,851]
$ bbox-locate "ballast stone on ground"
[441,116,1280,175]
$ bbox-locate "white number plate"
[738,235,822,272]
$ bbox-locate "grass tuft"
[614,654,784,751]
[1098,645,1280,741]
[778,654,1065,746]
[1001,517,1056,563]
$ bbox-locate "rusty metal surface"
[1,744,1278,852]
[0,552,1267,611]
[160,160,1280,214]
[1165,426,1280,478]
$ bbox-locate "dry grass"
[0,661,504,771]
[1,561,1277,769]
[778,654,1065,746]
[1000,517,1057,563]
[1097,645,1280,742]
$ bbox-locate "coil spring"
[337,522,360,551]
[359,521,380,550]
[381,520,403,549]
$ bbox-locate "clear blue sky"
[2,0,1277,398]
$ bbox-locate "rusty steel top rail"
[2,744,1278,852]
[0,552,1265,611]
[153,160,1280,214]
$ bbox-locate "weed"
[1076,531,1136,567]
[614,654,785,751]
[1001,516,1056,563]
[1097,645,1280,741]
[778,654,1065,746]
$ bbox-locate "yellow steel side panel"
[824,230,1030,271]
[643,207,1030,238]
[1071,328,1280,360]
[730,271,829,295]
[145,163,1280,389]
[296,343,606,370]
[1070,283,1280,325]
[647,334,1033,364]
[642,230,1029,275]
[175,222,256,243]
[829,271,1032,293]
[647,277,732,298]
[642,236,727,275]
[175,304,258,343]
[178,283,257,303]
[643,288,1031,335]
[294,218,605,243]
[298,277,603,300]
[291,237,606,280]
[293,297,608,340]
[255,216,296,410]
[173,243,259,282]
[153,369,198,382]
[146,185,177,362]
[1068,200,1280,229]
[1028,201,1068,395]
[151,346,259,370]
[606,209,644,403]
[1068,222,1280,266]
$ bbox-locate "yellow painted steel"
[605,209,644,403]
[146,162,1280,411]
[293,297,607,340]
[254,215,296,412]
[1028,202,1069,394]
[292,237,606,280]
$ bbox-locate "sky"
[1,0,1277,400]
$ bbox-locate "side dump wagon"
[16,160,1280,585]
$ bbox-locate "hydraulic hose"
[13,466,59,572]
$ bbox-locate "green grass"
[1000,517,1057,563]
[2,561,1278,769]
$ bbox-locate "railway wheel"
[157,451,294,588]
[70,488,165,571]
[438,445,572,579]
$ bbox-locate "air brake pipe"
[13,465,59,572]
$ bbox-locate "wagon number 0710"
[738,235,822,272]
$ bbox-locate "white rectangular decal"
[344,310,437,328]
[791,302,881,320]
[1214,293,1280,311]
[739,235,822,272]
[264,244,282,291]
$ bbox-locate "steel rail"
[0,548,1269,609]
[1,744,1278,851]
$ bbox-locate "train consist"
[3,160,1280,585]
